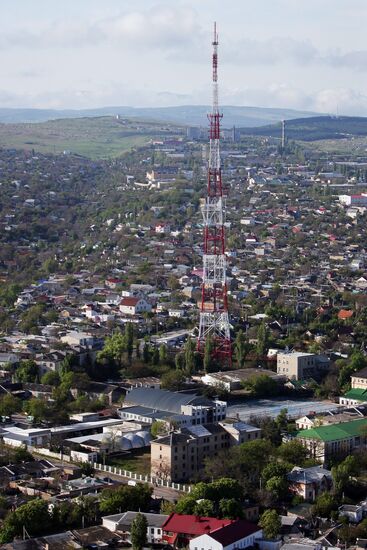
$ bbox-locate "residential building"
[296,418,367,463]
[338,504,363,523]
[162,514,233,547]
[189,519,263,550]
[151,422,261,482]
[277,352,330,380]
[102,511,168,543]
[287,466,333,502]
[119,296,152,315]
[339,194,367,206]
[351,367,367,389]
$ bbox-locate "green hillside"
[0,116,181,159]
[0,105,320,127]
[238,115,367,141]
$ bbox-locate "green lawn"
[106,451,151,475]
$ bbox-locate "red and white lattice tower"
[197,23,232,367]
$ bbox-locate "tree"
[256,322,269,357]
[160,370,185,391]
[332,455,358,495]
[338,351,367,389]
[41,371,60,386]
[194,499,215,517]
[276,408,288,430]
[244,375,278,397]
[250,415,281,445]
[0,499,52,543]
[98,330,126,367]
[0,394,22,417]
[142,342,151,364]
[219,498,244,519]
[15,360,39,383]
[262,462,290,483]
[234,330,251,367]
[259,509,281,539]
[23,397,48,424]
[312,492,337,518]
[99,483,152,515]
[151,347,160,365]
[151,420,168,438]
[277,440,308,466]
[159,344,169,364]
[265,476,289,501]
[175,352,186,371]
[175,496,197,515]
[184,338,196,375]
[124,323,134,361]
[204,336,215,373]
[131,512,148,550]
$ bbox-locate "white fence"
[92,462,191,493]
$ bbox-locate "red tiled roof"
[161,514,232,536]
[209,520,261,545]
[120,297,139,306]
[338,309,354,320]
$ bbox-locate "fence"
[92,462,191,493]
[29,446,71,462]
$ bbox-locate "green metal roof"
[343,388,367,401]
[296,418,367,442]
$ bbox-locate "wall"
[92,462,191,493]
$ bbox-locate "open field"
[106,451,151,475]
[0,116,179,159]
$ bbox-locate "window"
[151,528,154,534]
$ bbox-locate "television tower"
[197,22,232,367]
[281,119,285,149]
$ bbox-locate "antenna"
[197,23,232,367]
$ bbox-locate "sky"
[1,0,367,115]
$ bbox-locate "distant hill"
[238,115,367,141]
[0,116,178,159]
[0,105,320,127]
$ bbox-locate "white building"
[119,297,152,315]
[339,194,367,206]
[103,511,168,543]
[189,520,262,550]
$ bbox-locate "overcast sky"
[2,0,367,114]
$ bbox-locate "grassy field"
[106,451,151,475]
[308,136,367,155]
[0,116,174,159]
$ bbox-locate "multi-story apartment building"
[277,352,329,380]
[151,422,261,482]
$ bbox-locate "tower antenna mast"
[197,22,232,368]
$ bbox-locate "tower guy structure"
[197,23,232,367]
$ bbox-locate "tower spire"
[197,23,232,368]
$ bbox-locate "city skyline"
[1,0,367,115]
